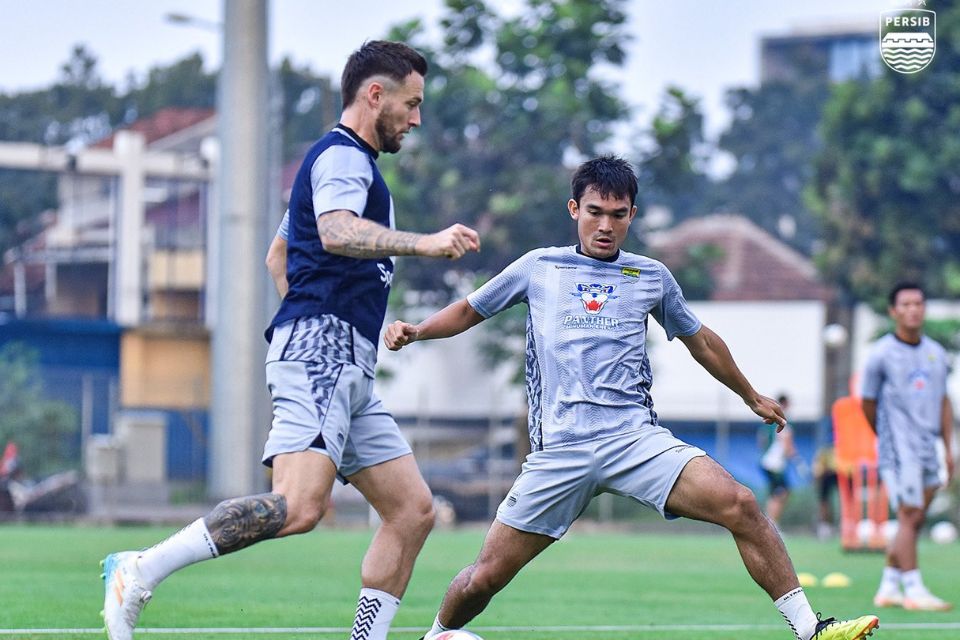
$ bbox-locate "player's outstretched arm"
[384,299,485,351]
[679,324,786,429]
[317,210,480,259]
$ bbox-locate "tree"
[380,0,632,292]
[634,87,713,226]
[120,53,216,121]
[0,344,78,477]
[664,243,725,301]
[277,57,341,158]
[809,4,960,308]
[714,75,831,253]
[0,45,119,256]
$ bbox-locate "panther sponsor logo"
[562,315,620,330]
[574,283,616,315]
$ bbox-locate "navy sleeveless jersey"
[267,126,395,347]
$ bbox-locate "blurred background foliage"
[0,0,958,311]
[0,344,78,477]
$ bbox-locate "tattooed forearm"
[204,493,287,555]
[317,211,423,258]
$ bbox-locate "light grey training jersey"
[861,333,949,466]
[467,246,702,450]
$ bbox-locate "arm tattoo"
[204,493,287,555]
[318,212,423,258]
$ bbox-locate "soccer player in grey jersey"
[386,157,879,640]
[863,282,954,611]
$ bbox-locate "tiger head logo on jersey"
[576,283,616,315]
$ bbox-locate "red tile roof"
[646,214,832,301]
[94,107,215,149]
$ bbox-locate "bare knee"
[462,559,511,598]
[373,486,435,541]
[899,506,926,530]
[400,492,436,541]
[720,484,765,533]
[278,496,328,535]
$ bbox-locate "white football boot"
[872,584,904,608]
[101,552,152,640]
[903,587,952,611]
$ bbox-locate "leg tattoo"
[204,493,287,555]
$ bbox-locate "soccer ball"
[930,521,958,545]
[856,519,876,545]
[881,519,899,544]
[433,632,485,640]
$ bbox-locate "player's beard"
[375,111,404,154]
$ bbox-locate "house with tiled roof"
[645,213,832,301]
[93,108,215,151]
[0,107,217,322]
[0,108,221,496]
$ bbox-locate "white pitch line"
[3,622,960,635]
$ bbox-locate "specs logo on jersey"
[378,262,393,288]
[575,283,616,315]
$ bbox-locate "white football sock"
[879,566,902,593]
[349,587,400,640]
[136,518,218,589]
[425,614,452,639]
[901,569,926,596]
[775,587,819,640]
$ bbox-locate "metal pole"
[114,131,146,326]
[209,0,270,498]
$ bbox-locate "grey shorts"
[881,457,941,510]
[262,321,411,479]
[496,427,705,539]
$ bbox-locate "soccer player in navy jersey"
[102,40,479,640]
[385,156,879,640]
[863,283,954,611]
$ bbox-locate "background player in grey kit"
[863,282,954,611]
[385,156,878,640]
[102,40,480,640]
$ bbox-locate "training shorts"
[880,454,942,510]
[496,426,705,539]
[261,318,411,479]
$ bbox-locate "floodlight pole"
[208,0,270,498]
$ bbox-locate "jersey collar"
[575,244,620,263]
[892,332,922,347]
[334,123,379,158]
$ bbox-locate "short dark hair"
[888,281,925,307]
[340,40,428,109]
[571,155,639,205]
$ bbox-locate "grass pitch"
[1,522,958,639]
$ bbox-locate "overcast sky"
[1,0,898,138]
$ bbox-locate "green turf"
[1,522,958,639]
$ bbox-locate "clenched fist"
[415,223,480,259]
[384,320,420,351]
